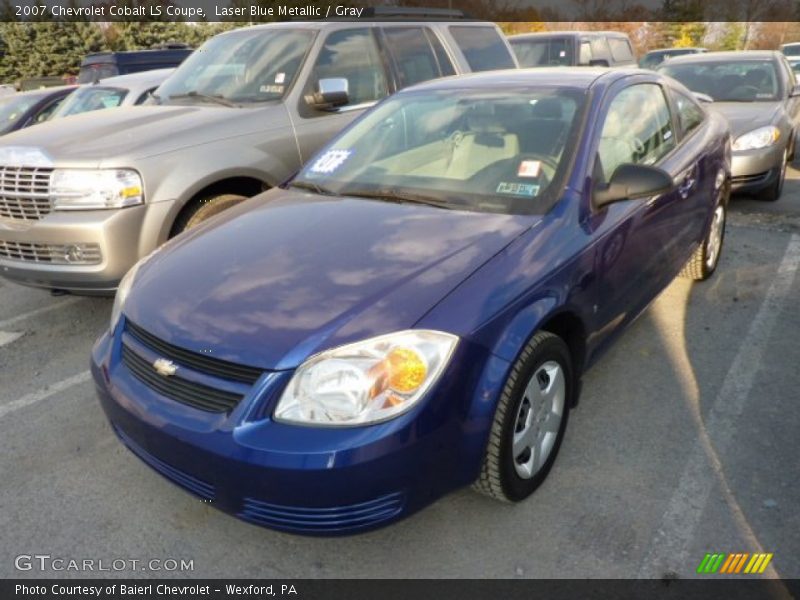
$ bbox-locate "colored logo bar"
[696,553,773,574]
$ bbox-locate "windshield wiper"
[166,91,238,107]
[344,188,456,210]
[286,180,337,196]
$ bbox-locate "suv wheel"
[172,193,247,235]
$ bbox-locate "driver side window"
[597,83,676,181]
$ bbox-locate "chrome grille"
[0,166,53,220]
[0,240,102,265]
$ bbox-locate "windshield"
[292,89,585,215]
[51,86,127,118]
[156,29,313,105]
[512,38,574,67]
[0,95,39,134]
[660,60,781,102]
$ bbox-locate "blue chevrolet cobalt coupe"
[92,69,730,534]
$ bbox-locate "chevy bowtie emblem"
[153,358,178,377]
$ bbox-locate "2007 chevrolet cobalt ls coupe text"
[92,69,731,534]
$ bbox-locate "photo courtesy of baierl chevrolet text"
[0,0,798,598]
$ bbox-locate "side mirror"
[594,163,674,208]
[306,77,349,110]
[589,58,610,67]
[789,83,800,97]
[692,91,714,104]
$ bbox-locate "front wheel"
[680,200,726,281]
[761,147,787,202]
[171,193,247,236]
[473,331,573,503]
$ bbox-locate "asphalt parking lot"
[1,174,799,580]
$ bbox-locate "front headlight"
[50,169,143,210]
[274,330,459,427]
[110,259,141,334]
[732,126,781,151]
[110,245,164,333]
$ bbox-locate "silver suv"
[0,19,516,293]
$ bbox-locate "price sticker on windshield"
[518,160,541,178]
[309,149,352,174]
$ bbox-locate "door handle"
[678,166,697,199]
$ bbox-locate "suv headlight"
[50,169,143,210]
[274,330,458,427]
[732,126,780,151]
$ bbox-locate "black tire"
[761,147,787,202]
[680,199,726,281]
[171,193,247,236]
[473,331,574,503]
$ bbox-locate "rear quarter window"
[609,38,634,62]
[449,26,515,72]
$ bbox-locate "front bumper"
[91,327,496,535]
[730,143,785,193]
[0,202,173,293]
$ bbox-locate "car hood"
[124,190,536,370]
[712,101,782,137]
[0,103,287,165]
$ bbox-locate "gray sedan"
[659,50,800,201]
[49,68,174,120]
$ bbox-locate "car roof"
[93,68,174,88]
[510,31,629,40]
[13,85,76,99]
[221,19,496,36]
[646,47,705,54]
[662,50,781,65]
[404,67,632,93]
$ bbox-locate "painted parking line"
[0,331,24,348]
[0,370,91,420]
[638,234,800,578]
[0,297,83,330]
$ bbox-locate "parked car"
[509,31,636,68]
[639,47,707,70]
[50,69,173,120]
[0,86,75,136]
[779,41,800,70]
[78,45,192,84]
[659,50,799,201]
[92,68,730,535]
[0,20,516,294]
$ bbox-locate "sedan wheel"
[474,331,573,502]
[681,199,726,281]
[512,361,565,479]
[762,147,787,202]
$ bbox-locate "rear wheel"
[473,331,573,503]
[171,193,247,236]
[680,200,726,281]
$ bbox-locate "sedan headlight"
[732,126,780,151]
[50,169,143,210]
[110,243,163,333]
[110,259,142,334]
[274,330,459,426]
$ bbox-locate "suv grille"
[126,320,263,384]
[0,241,101,265]
[0,167,53,220]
